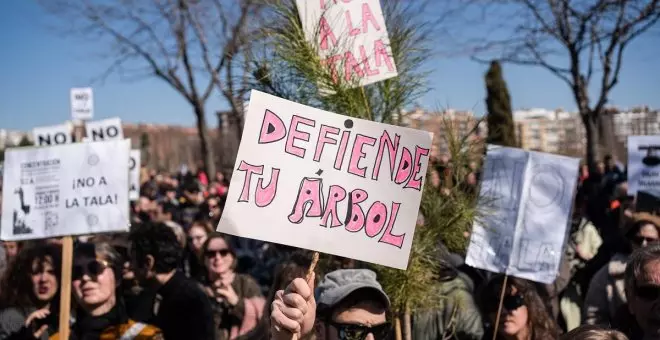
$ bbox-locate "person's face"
[216,172,225,182]
[129,245,153,284]
[204,238,234,276]
[208,199,221,218]
[596,162,606,174]
[72,259,116,311]
[189,226,208,253]
[166,190,176,200]
[632,224,660,251]
[4,241,19,258]
[328,300,389,340]
[466,172,477,185]
[629,259,660,334]
[490,287,529,338]
[31,257,58,303]
[429,170,441,188]
[208,186,218,197]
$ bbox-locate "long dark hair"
[479,275,560,340]
[0,243,61,310]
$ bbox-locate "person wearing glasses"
[199,233,264,340]
[583,213,660,326]
[621,244,660,340]
[479,275,560,340]
[271,268,392,340]
[45,242,162,339]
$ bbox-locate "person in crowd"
[214,172,229,198]
[180,183,204,227]
[479,275,561,340]
[621,244,660,340]
[199,233,264,339]
[161,185,179,207]
[205,198,222,226]
[412,258,483,339]
[184,221,213,280]
[44,242,162,339]
[271,269,391,340]
[129,222,215,340]
[0,244,60,340]
[583,212,660,326]
[2,242,21,265]
[560,325,628,340]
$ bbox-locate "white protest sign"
[1,140,130,241]
[465,146,579,284]
[129,150,141,201]
[628,135,660,199]
[296,0,398,87]
[217,90,432,269]
[71,88,94,120]
[85,117,124,142]
[33,123,73,146]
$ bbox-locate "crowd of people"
[0,154,657,340]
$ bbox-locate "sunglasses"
[205,249,230,258]
[73,259,111,281]
[490,293,525,313]
[633,236,659,245]
[329,322,391,340]
[635,284,660,301]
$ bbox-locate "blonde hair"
[560,325,628,340]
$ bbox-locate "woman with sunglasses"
[583,212,660,326]
[479,275,560,340]
[199,233,265,340]
[0,243,60,340]
[47,242,162,339]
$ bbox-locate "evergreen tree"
[18,135,32,147]
[485,61,516,147]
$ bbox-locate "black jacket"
[152,271,215,340]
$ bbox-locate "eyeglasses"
[329,322,391,340]
[205,249,230,258]
[72,259,111,280]
[635,284,660,301]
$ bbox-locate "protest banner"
[71,88,94,120]
[217,90,432,269]
[628,135,660,201]
[85,117,124,142]
[465,145,579,284]
[129,150,141,201]
[33,123,74,146]
[296,0,398,87]
[1,139,131,241]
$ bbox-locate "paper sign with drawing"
[465,145,579,284]
[1,140,130,241]
[296,0,398,87]
[217,90,432,269]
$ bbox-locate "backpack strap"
[119,322,148,340]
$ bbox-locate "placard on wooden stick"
[217,90,432,270]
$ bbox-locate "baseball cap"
[315,269,390,311]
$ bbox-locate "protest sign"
[296,0,397,87]
[71,88,94,120]
[129,150,141,201]
[465,145,579,284]
[85,117,123,142]
[628,135,660,200]
[217,90,432,269]
[1,140,130,241]
[33,123,73,146]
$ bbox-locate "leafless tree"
[451,0,660,166]
[40,0,264,176]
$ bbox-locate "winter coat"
[582,253,629,326]
[412,270,483,340]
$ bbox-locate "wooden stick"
[491,275,509,340]
[306,252,319,282]
[58,236,74,339]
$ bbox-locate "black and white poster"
[1,140,130,241]
[628,135,660,203]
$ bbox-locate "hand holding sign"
[270,273,316,340]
